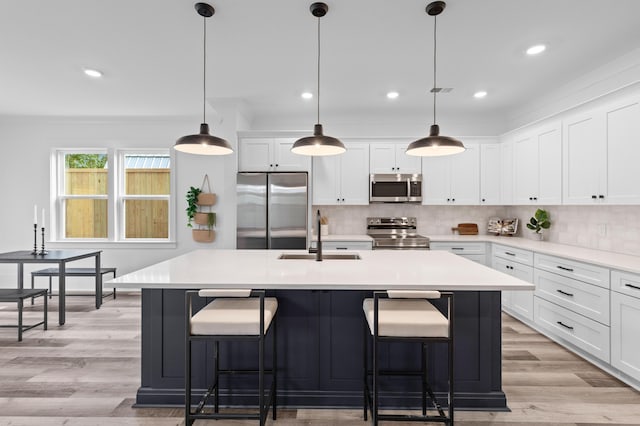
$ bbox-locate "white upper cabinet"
[422,144,480,205]
[480,143,502,205]
[312,143,369,205]
[500,141,514,205]
[513,121,562,205]
[239,138,311,172]
[369,143,421,174]
[605,96,640,204]
[563,94,640,205]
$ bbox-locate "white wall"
[0,104,248,290]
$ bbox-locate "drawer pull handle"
[505,252,516,256]
[556,265,574,272]
[336,247,348,250]
[557,321,574,330]
[557,289,574,297]
[625,283,640,291]
[451,247,464,251]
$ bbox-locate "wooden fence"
[65,169,170,238]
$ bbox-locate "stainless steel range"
[366,217,430,250]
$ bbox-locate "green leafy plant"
[186,186,202,227]
[526,208,550,234]
[206,212,216,229]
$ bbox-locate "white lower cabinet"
[534,269,610,326]
[493,256,534,321]
[611,269,640,383]
[430,242,487,265]
[534,297,610,363]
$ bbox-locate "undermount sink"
[278,253,361,260]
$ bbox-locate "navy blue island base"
[135,288,507,411]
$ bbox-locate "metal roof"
[124,155,170,169]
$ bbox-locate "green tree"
[65,154,108,169]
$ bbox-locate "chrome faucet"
[315,210,322,261]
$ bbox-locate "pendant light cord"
[316,16,321,125]
[432,14,437,125]
[202,15,207,123]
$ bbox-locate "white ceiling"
[1,0,639,128]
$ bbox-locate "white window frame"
[50,148,176,248]
[116,149,174,242]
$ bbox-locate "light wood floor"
[1,293,639,425]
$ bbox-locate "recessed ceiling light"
[301,92,313,100]
[83,68,103,78]
[386,91,399,99]
[473,91,487,99]
[526,44,546,55]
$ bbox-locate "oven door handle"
[407,178,411,201]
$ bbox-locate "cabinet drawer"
[534,253,610,289]
[493,244,533,266]
[310,241,373,251]
[430,242,486,255]
[534,269,610,325]
[611,291,640,381]
[534,297,610,362]
[611,270,640,299]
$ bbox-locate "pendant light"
[174,3,233,156]
[406,1,465,157]
[291,2,346,157]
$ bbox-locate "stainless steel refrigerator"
[236,172,308,249]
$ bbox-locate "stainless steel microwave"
[369,174,422,203]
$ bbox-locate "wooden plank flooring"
[1,293,639,425]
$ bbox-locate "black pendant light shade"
[406,1,465,157]
[174,3,233,156]
[291,2,346,157]
[291,124,346,156]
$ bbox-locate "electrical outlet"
[597,223,607,237]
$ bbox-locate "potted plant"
[186,186,202,228]
[192,212,216,243]
[526,208,550,240]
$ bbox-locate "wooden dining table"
[0,250,102,325]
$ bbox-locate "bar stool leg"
[363,318,368,421]
[214,340,220,413]
[422,342,427,415]
[259,330,265,425]
[272,316,278,421]
[372,331,378,426]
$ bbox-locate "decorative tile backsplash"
[506,205,640,257]
[314,204,640,257]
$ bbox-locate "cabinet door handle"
[447,198,450,202]
[270,164,273,167]
[556,289,574,297]
[336,198,340,202]
[341,198,345,202]
[505,252,516,256]
[625,283,640,291]
[591,195,597,199]
[533,197,538,201]
[556,265,574,272]
[482,198,486,202]
[451,247,464,251]
[599,195,605,199]
[557,321,574,330]
[452,198,455,202]
[275,164,279,167]
[529,197,533,201]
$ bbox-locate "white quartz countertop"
[429,235,640,274]
[109,249,534,291]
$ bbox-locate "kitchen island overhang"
[110,249,534,410]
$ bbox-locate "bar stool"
[185,289,278,426]
[363,290,454,425]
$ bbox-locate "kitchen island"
[110,249,534,410]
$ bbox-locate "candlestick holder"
[39,227,48,255]
[31,224,38,255]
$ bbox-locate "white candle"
[34,205,37,225]
[42,208,45,229]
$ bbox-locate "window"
[53,148,173,243]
